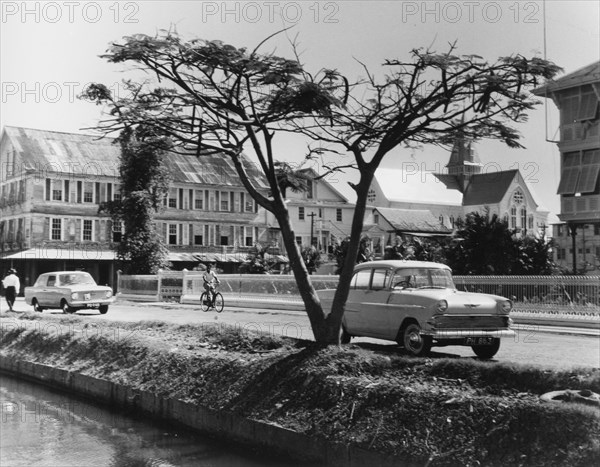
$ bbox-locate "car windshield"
[58,273,96,286]
[393,268,455,289]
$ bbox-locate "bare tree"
[83,31,560,344]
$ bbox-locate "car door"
[343,269,372,334]
[44,275,60,307]
[361,268,393,338]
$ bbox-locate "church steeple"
[434,127,483,194]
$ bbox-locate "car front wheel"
[31,299,43,312]
[471,338,501,359]
[61,300,75,314]
[400,322,432,357]
[99,305,108,314]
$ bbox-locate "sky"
[1,0,599,217]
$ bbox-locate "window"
[352,270,371,290]
[169,224,177,245]
[194,235,203,245]
[168,188,177,208]
[47,275,56,287]
[375,214,380,224]
[367,189,376,203]
[520,208,527,229]
[371,269,390,290]
[242,226,254,247]
[244,196,254,213]
[510,206,517,229]
[594,224,600,236]
[220,191,230,211]
[336,208,342,222]
[46,179,63,201]
[318,208,323,218]
[513,189,524,205]
[112,221,123,243]
[82,219,93,241]
[578,149,600,194]
[83,182,94,203]
[299,207,305,220]
[194,190,204,210]
[51,218,62,240]
[306,179,314,199]
[528,215,534,230]
[577,87,599,122]
[295,236,302,246]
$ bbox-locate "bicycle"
[200,286,224,312]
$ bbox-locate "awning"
[0,248,117,261]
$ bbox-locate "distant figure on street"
[202,264,220,306]
[2,268,20,312]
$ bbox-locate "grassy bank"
[1,312,599,466]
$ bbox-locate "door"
[361,268,393,337]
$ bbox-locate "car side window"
[34,276,46,287]
[371,269,390,290]
[353,270,371,290]
[46,275,56,287]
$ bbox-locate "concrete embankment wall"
[0,356,406,467]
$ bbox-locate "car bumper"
[424,329,516,338]
[69,298,115,308]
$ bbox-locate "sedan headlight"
[501,300,512,313]
[71,292,80,300]
[435,299,448,314]
[105,290,113,298]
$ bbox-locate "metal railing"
[118,271,600,315]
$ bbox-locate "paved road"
[5,298,600,370]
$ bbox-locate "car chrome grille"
[433,315,509,329]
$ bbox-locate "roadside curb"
[0,356,410,467]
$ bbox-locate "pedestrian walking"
[2,268,20,312]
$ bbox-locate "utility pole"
[308,212,317,246]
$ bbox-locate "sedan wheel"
[471,338,501,359]
[61,301,75,314]
[400,323,432,357]
[99,305,109,315]
[32,299,43,313]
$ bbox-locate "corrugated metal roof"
[533,61,600,94]
[3,126,267,188]
[375,168,463,206]
[462,170,518,206]
[375,207,451,233]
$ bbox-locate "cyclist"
[202,264,220,307]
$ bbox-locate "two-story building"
[0,126,272,287]
[533,61,600,273]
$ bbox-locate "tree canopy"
[83,30,561,344]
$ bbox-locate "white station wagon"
[319,260,515,358]
[25,271,114,315]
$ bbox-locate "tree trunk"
[271,202,334,343]
[325,170,375,342]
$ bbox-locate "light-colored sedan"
[319,260,515,358]
[25,271,115,315]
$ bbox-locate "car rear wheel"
[61,300,75,314]
[31,299,43,312]
[99,305,109,314]
[471,338,501,359]
[399,322,432,357]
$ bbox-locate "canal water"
[1,374,318,467]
